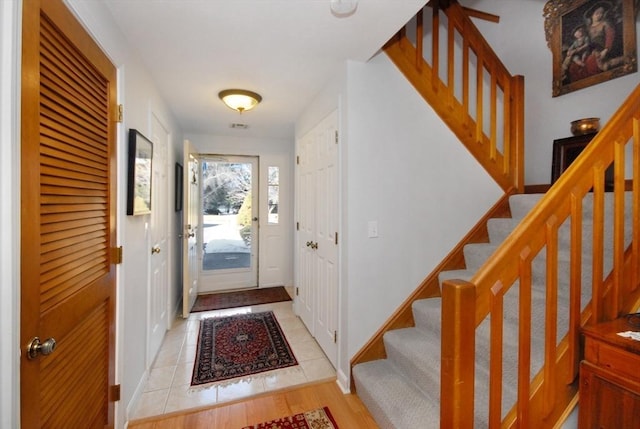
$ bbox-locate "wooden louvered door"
[20,0,117,428]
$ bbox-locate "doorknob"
[187,232,195,238]
[26,336,57,359]
[151,246,161,254]
[311,242,318,250]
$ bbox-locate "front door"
[148,114,169,365]
[199,155,259,292]
[183,142,200,316]
[20,0,117,427]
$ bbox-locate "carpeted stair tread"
[383,327,441,395]
[438,268,475,285]
[412,298,442,333]
[463,242,500,270]
[507,193,545,219]
[353,359,440,429]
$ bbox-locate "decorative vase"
[570,117,600,136]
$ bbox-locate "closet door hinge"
[296,155,300,165]
[334,232,338,245]
[296,222,299,231]
[116,104,124,123]
[296,287,299,296]
[333,331,337,343]
[334,130,338,144]
[112,246,123,264]
[109,384,121,402]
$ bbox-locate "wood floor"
[128,380,379,428]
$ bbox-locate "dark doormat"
[191,286,292,313]
[191,311,297,385]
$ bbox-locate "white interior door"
[295,110,339,366]
[182,141,200,317]
[313,111,339,363]
[297,132,315,330]
[148,115,169,366]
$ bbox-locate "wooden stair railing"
[383,0,524,193]
[442,83,640,427]
[351,0,521,385]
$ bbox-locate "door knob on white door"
[151,246,161,254]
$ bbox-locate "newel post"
[441,279,477,429]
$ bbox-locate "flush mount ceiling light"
[330,0,358,17]
[218,89,262,113]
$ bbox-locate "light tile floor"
[131,300,336,420]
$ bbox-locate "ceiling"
[102,0,427,139]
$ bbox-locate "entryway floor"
[130,300,336,420]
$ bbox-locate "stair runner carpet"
[353,192,633,428]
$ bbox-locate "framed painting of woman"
[544,0,637,97]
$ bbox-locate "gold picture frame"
[543,0,637,97]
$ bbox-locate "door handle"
[187,232,195,238]
[26,337,57,359]
[151,246,161,254]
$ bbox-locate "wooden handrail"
[353,0,639,426]
[383,0,524,193]
[442,83,640,426]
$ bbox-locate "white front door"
[182,141,200,317]
[296,110,339,366]
[148,114,169,366]
[198,155,259,292]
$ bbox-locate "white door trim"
[0,0,21,426]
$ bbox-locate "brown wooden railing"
[352,1,640,427]
[383,0,524,193]
[442,83,640,427]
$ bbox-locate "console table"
[579,316,640,428]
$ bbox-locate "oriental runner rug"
[242,406,339,429]
[191,286,292,312]
[191,311,297,385]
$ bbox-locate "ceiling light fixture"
[330,0,358,17]
[218,89,262,113]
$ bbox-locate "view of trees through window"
[201,159,253,271]
[202,161,251,215]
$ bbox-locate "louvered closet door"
[20,0,117,428]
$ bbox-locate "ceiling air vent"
[230,123,249,129]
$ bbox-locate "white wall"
[465,0,640,185]
[60,2,184,427]
[345,53,502,370]
[296,53,503,388]
[186,134,295,289]
[0,1,21,427]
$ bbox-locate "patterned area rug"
[242,406,339,429]
[191,286,292,312]
[191,311,298,385]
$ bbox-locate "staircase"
[350,0,640,425]
[352,191,633,428]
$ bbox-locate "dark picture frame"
[126,129,153,215]
[543,0,637,97]
[175,162,183,212]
